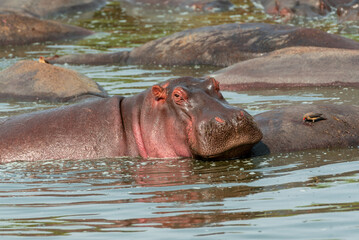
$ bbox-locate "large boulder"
[0,60,108,102]
[0,13,93,46]
[209,47,359,91]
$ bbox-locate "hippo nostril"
[215,116,225,123]
[236,111,244,121]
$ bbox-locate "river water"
[0,0,359,239]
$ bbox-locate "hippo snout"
[191,109,263,160]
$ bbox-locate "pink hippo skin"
[0,77,262,162]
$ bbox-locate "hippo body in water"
[0,13,93,46]
[210,47,359,91]
[0,77,262,162]
[0,0,106,19]
[252,104,359,156]
[0,60,108,102]
[47,23,359,67]
[1,77,358,162]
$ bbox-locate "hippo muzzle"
[189,105,262,160]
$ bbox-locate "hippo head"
[139,77,262,160]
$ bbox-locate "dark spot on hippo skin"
[250,141,271,156]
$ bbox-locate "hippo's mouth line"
[191,142,255,160]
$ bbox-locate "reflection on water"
[0,0,359,239]
[1,148,359,238]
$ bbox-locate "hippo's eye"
[172,87,188,105]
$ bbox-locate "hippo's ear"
[152,85,167,101]
[207,77,220,92]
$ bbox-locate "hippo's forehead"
[161,77,209,91]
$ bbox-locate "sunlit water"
[0,0,359,239]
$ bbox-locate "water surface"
[1,0,359,239]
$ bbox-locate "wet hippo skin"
[209,47,359,91]
[0,13,93,46]
[0,77,262,162]
[1,78,357,162]
[47,23,359,67]
[0,0,107,19]
[252,104,359,156]
[0,60,108,102]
